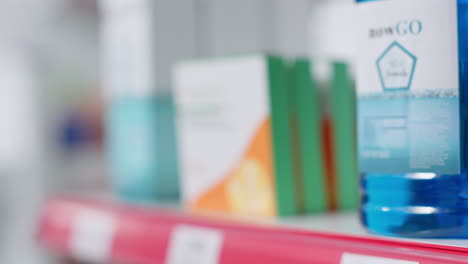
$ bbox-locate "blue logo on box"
[376,41,417,92]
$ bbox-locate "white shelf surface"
[278,211,468,249]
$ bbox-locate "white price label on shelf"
[341,253,419,264]
[165,225,224,264]
[69,210,116,263]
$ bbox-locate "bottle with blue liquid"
[356,0,468,237]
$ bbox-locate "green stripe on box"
[294,59,327,213]
[330,62,359,210]
[267,55,296,216]
[288,60,306,214]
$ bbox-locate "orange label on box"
[192,119,276,217]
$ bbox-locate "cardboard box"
[173,54,296,217]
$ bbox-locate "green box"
[289,59,327,213]
[330,62,359,210]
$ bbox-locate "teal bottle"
[108,95,179,201]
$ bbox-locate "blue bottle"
[356,0,468,237]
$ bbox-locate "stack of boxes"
[173,54,359,217]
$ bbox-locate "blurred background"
[0,0,356,263]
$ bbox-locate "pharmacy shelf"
[37,196,468,264]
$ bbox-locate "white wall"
[0,48,51,264]
[308,0,357,81]
[193,0,314,56]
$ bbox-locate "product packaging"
[357,0,468,237]
[173,54,297,217]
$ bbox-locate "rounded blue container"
[357,0,468,238]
